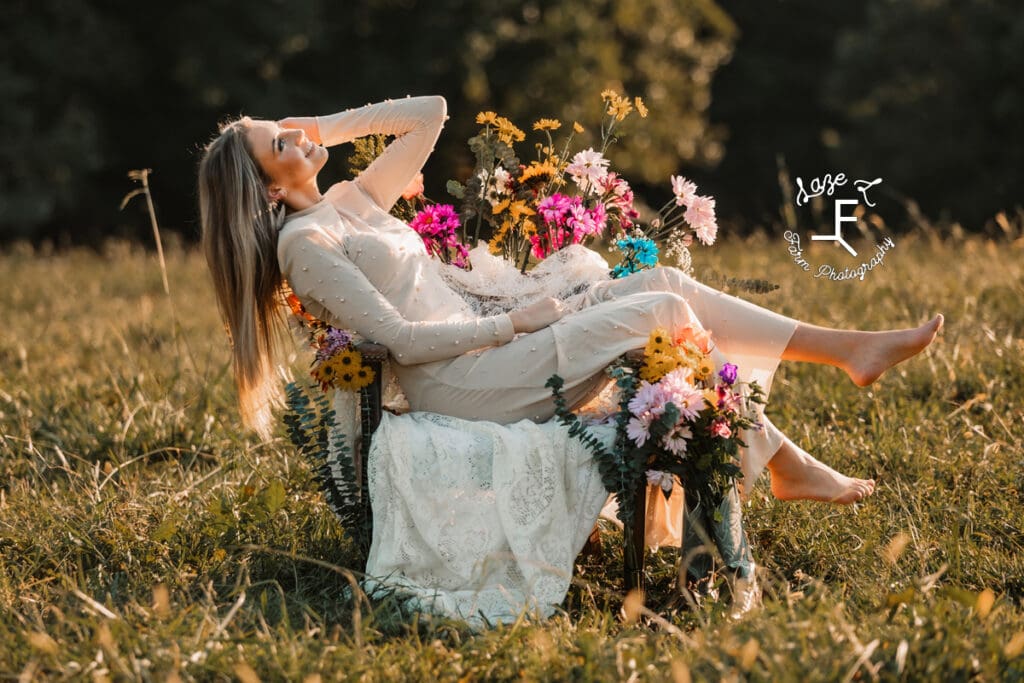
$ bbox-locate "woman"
[198,94,943,508]
[198,95,945,624]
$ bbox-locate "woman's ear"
[268,185,287,202]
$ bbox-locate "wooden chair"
[352,342,650,593]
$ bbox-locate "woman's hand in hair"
[278,117,322,145]
[401,172,424,200]
[508,297,566,334]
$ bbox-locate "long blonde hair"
[198,117,290,440]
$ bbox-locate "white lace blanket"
[361,411,616,628]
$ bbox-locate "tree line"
[1,0,1019,246]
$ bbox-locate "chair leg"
[623,478,647,593]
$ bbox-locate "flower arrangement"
[286,292,376,392]
[437,90,718,279]
[628,326,765,508]
[546,323,766,528]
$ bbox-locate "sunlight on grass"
[1,228,1022,679]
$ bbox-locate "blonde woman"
[198,96,946,622]
[198,94,942,511]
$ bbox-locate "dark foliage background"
[1,0,1019,246]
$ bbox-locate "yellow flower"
[495,116,526,144]
[573,121,585,134]
[333,363,375,391]
[312,360,336,386]
[521,218,538,235]
[703,388,719,407]
[695,357,715,382]
[601,89,620,102]
[489,220,513,254]
[644,328,672,357]
[634,96,648,118]
[476,111,498,125]
[608,97,633,121]
[640,351,681,383]
[519,161,558,184]
[533,118,562,131]
[492,198,510,215]
[508,199,536,222]
[331,348,362,372]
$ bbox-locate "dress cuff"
[492,313,516,343]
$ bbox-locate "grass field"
[1,227,1022,681]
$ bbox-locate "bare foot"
[845,314,944,387]
[767,438,875,505]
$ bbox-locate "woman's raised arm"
[289,96,446,213]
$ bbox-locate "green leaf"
[446,180,465,199]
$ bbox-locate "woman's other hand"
[401,172,424,200]
[508,297,566,334]
[278,117,322,145]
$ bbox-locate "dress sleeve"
[314,96,447,213]
[280,227,516,365]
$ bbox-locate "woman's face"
[244,120,328,195]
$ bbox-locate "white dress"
[277,96,798,625]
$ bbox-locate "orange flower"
[674,323,714,354]
[286,292,317,324]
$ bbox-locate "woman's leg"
[585,267,944,387]
[764,435,875,504]
[782,317,944,386]
[583,268,894,504]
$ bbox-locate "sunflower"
[644,328,673,357]
[311,360,336,388]
[518,161,558,185]
[640,352,680,383]
[694,357,716,382]
[331,350,364,370]
[334,364,376,391]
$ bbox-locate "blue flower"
[611,237,659,278]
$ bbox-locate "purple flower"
[718,362,738,385]
[317,327,353,361]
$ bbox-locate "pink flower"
[671,175,698,207]
[716,384,742,413]
[659,367,705,421]
[627,415,652,447]
[628,381,669,418]
[537,193,573,227]
[646,470,674,493]
[663,423,693,455]
[710,418,732,439]
[684,195,718,245]
[567,148,610,194]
